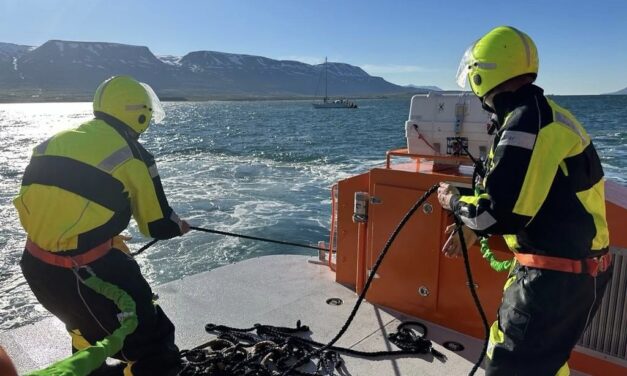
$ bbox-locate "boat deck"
[0,255,590,375]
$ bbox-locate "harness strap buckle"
[587,253,612,277]
[72,264,96,281]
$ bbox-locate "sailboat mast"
[324,56,328,102]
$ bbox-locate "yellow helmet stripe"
[510,27,531,68]
[95,78,114,109]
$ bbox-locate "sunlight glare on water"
[0,102,93,329]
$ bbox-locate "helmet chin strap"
[480,86,524,127]
[480,95,496,114]
[482,91,515,129]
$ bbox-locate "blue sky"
[1,0,626,94]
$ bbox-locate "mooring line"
[131,226,329,256]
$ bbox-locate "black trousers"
[486,263,613,376]
[20,249,180,375]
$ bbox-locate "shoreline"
[1,92,622,104]
[0,92,421,104]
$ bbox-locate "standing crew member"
[15,76,189,375]
[437,26,612,375]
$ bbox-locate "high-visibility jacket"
[14,113,183,252]
[450,84,609,259]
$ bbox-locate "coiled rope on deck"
[134,183,489,375]
[176,320,444,376]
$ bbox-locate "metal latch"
[353,192,369,223]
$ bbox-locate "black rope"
[190,226,327,252]
[206,322,445,360]
[132,239,158,256]
[131,226,329,257]
[457,141,491,374]
[179,320,444,376]
[454,215,489,376]
[180,322,326,375]
[281,184,440,375]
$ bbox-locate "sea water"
[0,96,625,330]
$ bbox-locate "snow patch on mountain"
[227,55,242,65]
[0,42,33,61]
[158,55,182,66]
[87,45,100,56]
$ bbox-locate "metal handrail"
[328,184,338,270]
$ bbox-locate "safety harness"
[514,251,612,277]
[25,239,112,268]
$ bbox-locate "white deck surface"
[0,255,587,375]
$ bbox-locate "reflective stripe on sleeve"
[460,210,497,231]
[498,130,536,150]
[97,146,133,173]
[148,164,159,178]
[554,111,586,143]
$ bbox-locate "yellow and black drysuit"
[15,112,184,375]
[450,84,612,375]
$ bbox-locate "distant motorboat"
[312,57,358,109]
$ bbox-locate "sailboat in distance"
[312,57,358,109]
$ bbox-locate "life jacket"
[14,114,182,253]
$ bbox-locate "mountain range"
[0,40,428,101]
[608,87,627,95]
